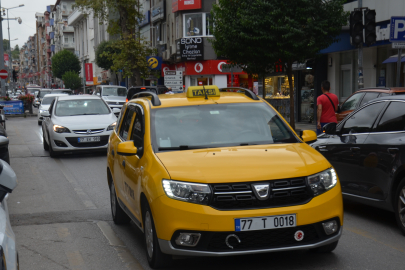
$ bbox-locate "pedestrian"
[165,87,174,94]
[316,80,338,135]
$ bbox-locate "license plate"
[78,137,100,143]
[235,214,296,231]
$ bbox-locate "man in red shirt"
[317,81,339,134]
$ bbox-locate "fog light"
[175,233,201,247]
[322,220,338,235]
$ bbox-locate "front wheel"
[142,202,172,269]
[38,120,42,125]
[110,181,130,224]
[43,133,49,151]
[394,178,405,235]
[48,135,58,158]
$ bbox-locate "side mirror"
[97,93,100,96]
[117,141,138,156]
[323,123,337,135]
[0,136,9,146]
[0,160,17,202]
[301,130,317,143]
[112,108,121,114]
[41,111,50,117]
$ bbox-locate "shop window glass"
[340,93,364,112]
[359,92,380,106]
[265,75,293,98]
[206,13,213,36]
[375,102,405,132]
[185,14,203,37]
[342,102,385,134]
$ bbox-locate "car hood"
[102,96,126,102]
[52,114,117,129]
[156,143,331,183]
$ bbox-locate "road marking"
[97,221,144,270]
[54,159,97,210]
[345,226,405,253]
[66,250,86,270]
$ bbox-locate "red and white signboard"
[85,63,94,85]
[0,69,8,80]
[172,0,201,12]
[4,53,9,62]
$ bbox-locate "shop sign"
[151,1,165,22]
[164,70,183,92]
[180,37,204,61]
[221,64,244,73]
[183,60,247,76]
[147,56,162,70]
[292,62,306,70]
[172,0,202,13]
[139,11,150,27]
[392,42,405,49]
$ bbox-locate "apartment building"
[53,0,75,54]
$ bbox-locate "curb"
[6,113,37,118]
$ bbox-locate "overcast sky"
[1,0,56,49]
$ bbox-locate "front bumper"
[158,225,342,256]
[49,130,112,152]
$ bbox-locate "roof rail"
[219,87,260,101]
[131,91,161,106]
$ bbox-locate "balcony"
[63,42,75,49]
[63,26,74,32]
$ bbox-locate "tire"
[43,133,49,151]
[48,135,58,158]
[110,181,130,224]
[142,202,173,269]
[394,178,405,235]
[309,240,339,253]
[38,120,42,125]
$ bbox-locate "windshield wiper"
[158,145,204,151]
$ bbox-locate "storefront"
[264,74,294,123]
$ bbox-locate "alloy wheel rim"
[111,183,116,217]
[145,211,154,258]
[399,187,405,227]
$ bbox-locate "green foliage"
[95,40,117,70]
[52,50,81,79]
[62,71,82,90]
[211,0,349,127]
[74,0,156,80]
[2,39,10,52]
[11,45,20,59]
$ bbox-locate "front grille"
[107,101,125,105]
[209,178,312,210]
[66,135,109,148]
[207,225,319,251]
[73,128,105,135]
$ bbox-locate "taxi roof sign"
[187,85,220,98]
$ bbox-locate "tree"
[11,44,20,60]
[211,0,349,129]
[52,50,81,79]
[95,40,116,70]
[62,71,82,90]
[2,39,10,52]
[75,0,156,85]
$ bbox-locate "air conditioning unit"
[170,45,176,55]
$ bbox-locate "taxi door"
[113,105,136,202]
[121,104,146,222]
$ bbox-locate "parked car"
[0,159,19,270]
[336,87,405,122]
[26,85,41,95]
[36,89,52,106]
[37,93,68,125]
[42,95,117,157]
[0,124,9,164]
[52,89,72,95]
[33,91,40,107]
[93,86,127,116]
[312,95,405,234]
[126,86,169,102]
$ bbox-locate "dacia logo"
[148,57,159,69]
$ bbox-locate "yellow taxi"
[107,86,343,268]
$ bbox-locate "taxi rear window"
[151,103,298,151]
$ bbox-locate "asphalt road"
[6,116,405,270]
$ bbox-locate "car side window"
[119,106,135,140]
[340,93,364,112]
[48,100,56,115]
[359,92,380,106]
[374,102,405,132]
[130,107,144,150]
[342,102,385,134]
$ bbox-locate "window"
[342,102,385,134]
[131,107,144,150]
[379,93,390,97]
[64,37,68,43]
[162,22,167,43]
[341,93,364,112]
[359,92,380,106]
[119,107,135,140]
[375,102,405,132]
[184,13,213,37]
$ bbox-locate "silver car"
[41,95,117,157]
[0,159,19,270]
[93,85,127,115]
[37,93,68,125]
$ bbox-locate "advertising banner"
[147,56,162,70]
[172,0,202,13]
[180,37,204,61]
[85,63,94,85]
[0,100,24,114]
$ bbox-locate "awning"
[382,54,405,64]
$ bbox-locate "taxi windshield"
[152,103,298,151]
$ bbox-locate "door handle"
[350,147,360,152]
[388,148,399,154]
[122,160,125,168]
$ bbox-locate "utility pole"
[0,1,6,96]
[358,0,364,90]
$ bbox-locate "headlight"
[39,109,47,113]
[162,179,211,205]
[307,168,337,196]
[107,122,117,131]
[53,124,71,133]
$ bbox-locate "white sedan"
[41,95,117,157]
[37,93,68,125]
